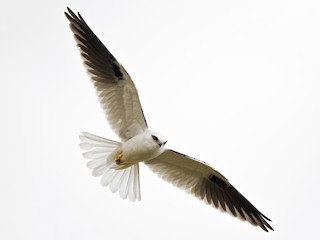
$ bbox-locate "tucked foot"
[115,152,123,165]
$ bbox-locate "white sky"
[1,0,320,239]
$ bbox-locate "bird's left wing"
[145,150,273,232]
[65,8,147,141]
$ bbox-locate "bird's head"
[150,132,167,148]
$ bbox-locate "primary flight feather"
[65,7,273,232]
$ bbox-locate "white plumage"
[65,7,273,232]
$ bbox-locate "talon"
[115,151,123,165]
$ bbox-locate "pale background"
[1,0,319,239]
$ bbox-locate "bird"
[65,7,273,232]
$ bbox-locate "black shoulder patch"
[209,174,228,187]
[112,62,124,80]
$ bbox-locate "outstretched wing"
[65,8,147,141]
[145,150,273,232]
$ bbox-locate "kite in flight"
[65,7,273,232]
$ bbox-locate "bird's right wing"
[145,150,273,232]
[65,8,148,141]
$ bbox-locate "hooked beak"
[158,141,167,147]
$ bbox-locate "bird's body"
[108,130,167,170]
[65,7,273,232]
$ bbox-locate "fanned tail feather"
[79,132,141,201]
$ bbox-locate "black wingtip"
[66,7,77,15]
[65,7,72,16]
[64,7,73,20]
[65,7,80,19]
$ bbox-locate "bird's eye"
[152,135,159,142]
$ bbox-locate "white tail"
[79,132,141,201]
